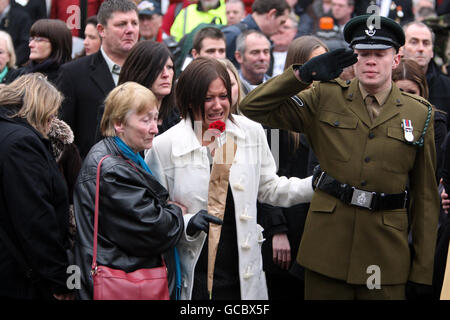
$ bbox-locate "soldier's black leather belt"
[313,170,408,211]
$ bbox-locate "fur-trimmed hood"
[48,118,74,160]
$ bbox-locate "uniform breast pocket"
[317,111,358,162]
[382,127,418,173]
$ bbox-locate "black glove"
[405,281,433,300]
[312,164,322,190]
[296,48,358,83]
[186,210,223,236]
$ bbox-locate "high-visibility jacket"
[170,0,227,42]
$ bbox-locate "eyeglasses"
[29,37,50,43]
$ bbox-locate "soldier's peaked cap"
[343,14,405,51]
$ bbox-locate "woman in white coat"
[145,58,314,300]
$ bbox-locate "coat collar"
[171,115,245,156]
[89,50,115,95]
[345,79,403,129]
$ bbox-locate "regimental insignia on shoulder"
[290,95,304,107]
[400,91,433,108]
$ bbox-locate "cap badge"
[365,25,376,37]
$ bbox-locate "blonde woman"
[0,30,16,84]
[0,73,74,300]
[73,82,185,300]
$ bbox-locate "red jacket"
[243,0,253,14]
[50,0,104,37]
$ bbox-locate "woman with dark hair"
[76,16,102,58]
[8,19,72,84]
[284,35,328,72]
[119,40,180,135]
[145,57,313,300]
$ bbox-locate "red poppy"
[208,120,226,133]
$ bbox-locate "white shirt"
[379,0,391,17]
[272,51,287,77]
[100,46,121,86]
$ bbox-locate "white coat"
[145,115,313,300]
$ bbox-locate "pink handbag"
[91,155,170,300]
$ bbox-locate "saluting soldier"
[240,15,439,300]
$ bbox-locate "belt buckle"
[350,187,375,210]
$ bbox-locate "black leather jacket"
[73,137,184,299]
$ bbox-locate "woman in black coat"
[73,82,184,300]
[0,73,74,300]
[8,18,72,84]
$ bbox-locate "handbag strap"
[90,154,167,273]
[91,155,111,273]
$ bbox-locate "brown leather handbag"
[91,155,170,300]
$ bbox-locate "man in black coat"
[12,0,47,25]
[0,0,31,66]
[401,21,450,130]
[354,0,414,25]
[56,0,139,158]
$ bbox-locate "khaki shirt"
[239,66,439,285]
[360,83,391,122]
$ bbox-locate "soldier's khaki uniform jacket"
[240,66,439,285]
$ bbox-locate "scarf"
[0,66,8,83]
[113,136,182,299]
[26,58,60,74]
[113,136,153,174]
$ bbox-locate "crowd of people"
[1,0,450,301]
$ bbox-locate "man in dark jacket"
[12,0,47,25]
[401,21,450,130]
[0,0,31,66]
[56,0,139,158]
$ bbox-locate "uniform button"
[334,120,340,127]
[361,180,367,187]
[364,156,370,163]
[368,132,375,139]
